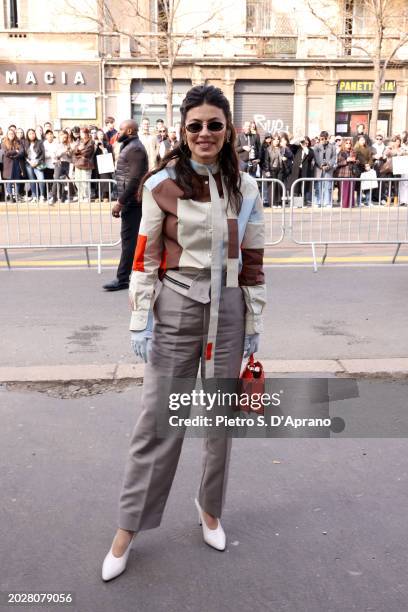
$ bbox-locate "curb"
[1,359,408,383]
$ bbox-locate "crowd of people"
[235,121,408,207]
[1,116,408,208]
[0,116,181,204]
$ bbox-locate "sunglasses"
[376,136,383,140]
[185,121,225,133]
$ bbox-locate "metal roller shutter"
[234,80,294,134]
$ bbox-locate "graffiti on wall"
[253,114,290,134]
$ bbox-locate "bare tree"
[306,0,408,138]
[67,0,223,125]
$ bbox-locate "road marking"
[1,255,408,268]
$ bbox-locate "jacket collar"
[189,158,220,176]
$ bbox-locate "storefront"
[233,80,294,134]
[335,80,396,137]
[131,79,191,125]
[0,63,100,129]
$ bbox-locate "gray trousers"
[117,283,246,532]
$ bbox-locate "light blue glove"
[243,333,260,358]
[130,311,153,363]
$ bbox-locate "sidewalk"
[1,358,408,384]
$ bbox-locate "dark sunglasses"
[185,121,225,133]
[376,136,383,140]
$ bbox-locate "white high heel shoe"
[101,533,136,582]
[194,498,226,551]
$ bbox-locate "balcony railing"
[101,31,408,62]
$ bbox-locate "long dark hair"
[138,85,242,214]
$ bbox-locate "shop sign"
[57,93,96,119]
[0,64,99,92]
[337,80,396,94]
[336,95,393,111]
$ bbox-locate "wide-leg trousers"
[117,282,246,532]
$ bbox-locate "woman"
[383,135,404,206]
[279,133,294,196]
[261,132,284,206]
[155,125,170,162]
[354,135,373,206]
[43,130,58,199]
[389,135,408,207]
[15,127,28,198]
[259,132,272,205]
[287,136,315,205]
[1,128,25,202]
[72,127,95,202]
[371,134,387,203]
[50,130,73,204]
[94,129,113,201]
[336,138,356,208]
[35,125,44,141]
[24,129,46,202]
[101,85,266,581]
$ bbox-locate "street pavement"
[1,384,408,612]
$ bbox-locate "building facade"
[1,0,407,137]
[0,0,102,129]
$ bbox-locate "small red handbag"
[238,354,265,415]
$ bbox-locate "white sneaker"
[101,533,135,582]
[39,196,45,202]
[194,498,226,551]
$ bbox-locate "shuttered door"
[234,80,294,134]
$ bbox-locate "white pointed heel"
[194,498,226,551]
[101,533,135,582]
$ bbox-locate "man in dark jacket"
[103,120,148,291]
[235,121,261,174]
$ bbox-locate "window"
[8,0,18,28]
[343,0,354,56]
[246,0,273,34]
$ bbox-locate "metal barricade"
[255,177,286,245]
[0,179,120,272]
[290,177,408,271]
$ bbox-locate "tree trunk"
[166,75,173,126]
[370,57,382,140]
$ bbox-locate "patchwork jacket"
[129,161,266,338]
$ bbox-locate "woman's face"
[265,137,272,146]
[184,103,227,165]
[280,137,287,147]
[345,140,352,150]
[17,129,24,139]
[358,136,366,146]
[7,129,15,141]
[97,130,105,141]
[272,136,280,146]
[27,130,36,141]
[60,132,68,143]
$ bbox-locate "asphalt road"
[1,267,407,367]
[1,384,408,612]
